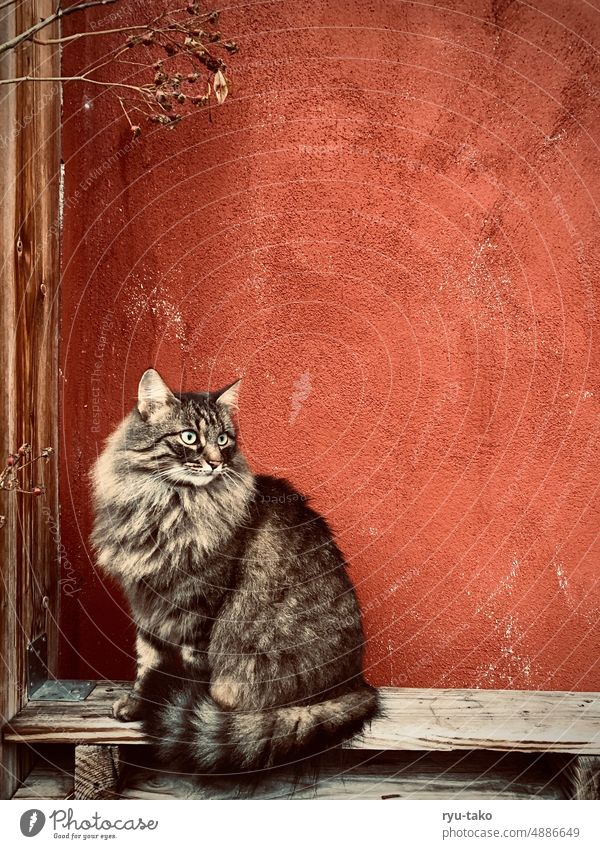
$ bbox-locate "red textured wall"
[60,0,600,690]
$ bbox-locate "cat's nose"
[207,459,221,470]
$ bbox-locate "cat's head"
[124,368,245,488]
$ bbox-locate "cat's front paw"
[112,693,144,721]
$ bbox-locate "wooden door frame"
[0,0,61,800]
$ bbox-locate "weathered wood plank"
[350,688,600,754]
[14,749,566,800]
[4,683,145,744]
[4,684,600,755]
[0,0,61,801]
[13,763,74,800]
[104,749,569,800]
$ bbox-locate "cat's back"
[252,474,327,531]
[219,474,365,682]
[248,474,348,571]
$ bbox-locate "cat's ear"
[137,368,178,421]
[214,379,242,411]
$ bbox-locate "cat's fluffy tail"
[140,670,379,774]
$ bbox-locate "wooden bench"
[4,683,600,799]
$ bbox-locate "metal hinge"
[27,634,96,701]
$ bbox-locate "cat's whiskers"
[222,467,244,485]
[220,473,246,501]
[146,468,176,481]
[219,471,236,492]
[222,466,245,484]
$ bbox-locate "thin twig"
[32,24,149,46]
[30,4,220,46]
[0,445,53,497]
[117,95,141,135]
[0,74,150,94]
[0,1,234,134]
[0,0,118,58]
[77,43,129,81]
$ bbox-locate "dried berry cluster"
[114,4,238,135]
[0,2,239,138]
[0,444,54,527]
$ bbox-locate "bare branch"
[0,0,118,58]
[32,24,149,46]
[0,2,237,136]
[0,74,150,94]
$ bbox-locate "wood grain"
[74,744,121,800]
[12,763,74,801]
[5,684,600,754]
[0,0,61,801]
[15,749,566,800]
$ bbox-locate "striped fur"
[91,369,378,773]
[142,663,378,774]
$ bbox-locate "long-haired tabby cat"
[91,368,378,773]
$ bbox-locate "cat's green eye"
[217,433,229,447]
[180,430,198,446]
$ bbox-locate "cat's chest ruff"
[118,496,216,579]
[128,549,234,645]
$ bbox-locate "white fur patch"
[135,634,160,684]
[210,679,241,709]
